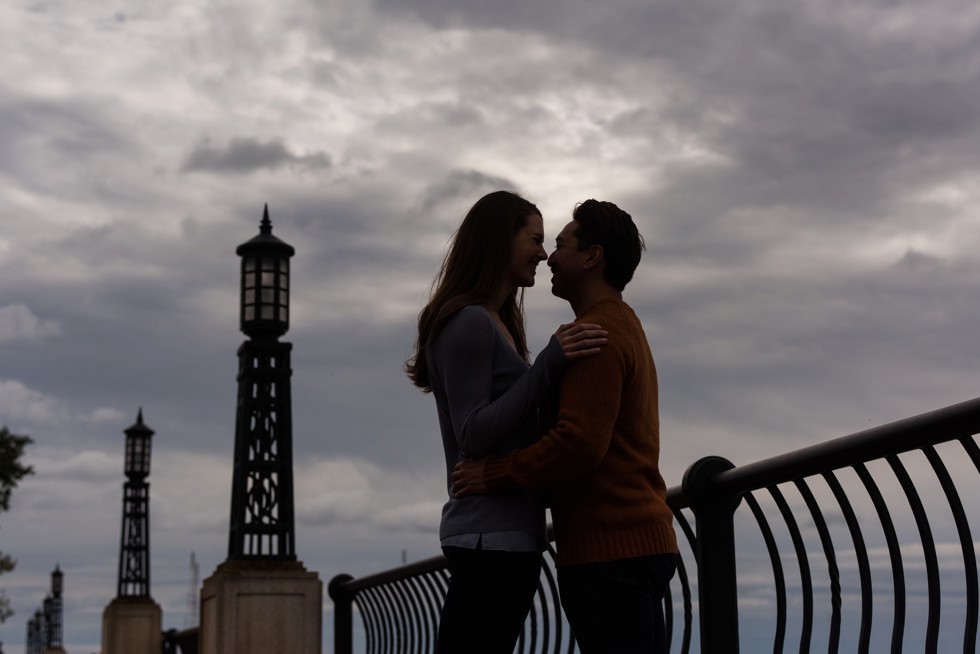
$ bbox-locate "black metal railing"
[329,397,980,653]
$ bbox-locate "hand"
[555,322,607,361]
[452,458,489,497]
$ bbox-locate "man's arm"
[435,307,566,457]
[453,334,625,494]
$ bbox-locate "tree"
[0,426,33,623]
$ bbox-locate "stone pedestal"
[101,596,162,654]
[200,560,322,654]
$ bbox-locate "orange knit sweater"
[482,297,678,566]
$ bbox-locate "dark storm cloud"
[376,0,980,233]
[0,90,133,192]
[375,101,485,133]
[417,169,521,215]
[182,137,331,173]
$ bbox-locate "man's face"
[547,219,586,300]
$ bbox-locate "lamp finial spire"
[260,204,272,234]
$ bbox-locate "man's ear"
[582,244,603,270]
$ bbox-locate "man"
[452,199,678,653]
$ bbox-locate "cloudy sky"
[2,0,979,651]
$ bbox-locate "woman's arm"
[431,307,606,457]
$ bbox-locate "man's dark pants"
[558,553,677,654]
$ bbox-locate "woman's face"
[509,212,547,288]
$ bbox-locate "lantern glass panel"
[262,306,274,319]
[280,274,288,290]
[126,436,150,475]
[244,306,255,321]
[262,258,275,271]
[262,289,275,303]
[141,439,151,472]
[261,272,275,287]
[245,257,256,273]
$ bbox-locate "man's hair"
[572,199,645,291]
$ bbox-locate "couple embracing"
[406,191,678,654]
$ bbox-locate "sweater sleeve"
[432,307,567,457]
[482,322,625,490]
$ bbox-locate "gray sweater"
[427,305,567,545]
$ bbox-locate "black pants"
[436,546,542,654]
[558,553,677,654]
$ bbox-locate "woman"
[406,190,606,653]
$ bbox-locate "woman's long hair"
[406,190,540,392]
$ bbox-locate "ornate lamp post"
[101,411,161,654]
[228,204,296,559]
[28,609,43,654]
[200,205,321,654]
[51,565,63,598]
[118,410,153,596]
[47,565,64,651]
[42,597,52,650]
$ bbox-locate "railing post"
[682,456,742,653]
[328,574,355,654]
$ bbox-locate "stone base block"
[200,559,322,654]
[101,596,162,654]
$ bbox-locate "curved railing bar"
[704,398,980,498]
[886,453,941,653]
[401,577,428,653]
[346,589,371,654]
[669,508,696,653]
[389,580,413,653]
[536,548,556,654]
[674,551,693,654]
[426,571,447,651]
[367,586,387,654]
[922,444,977,654]
[405,577,426,654]
[402,577,431,652]
[416,573,443,652]
[852,461,905,653]
[358,586,384,654]
[384,578,412,652]
[794,478,842,653]
[744,491,787,654]
[960,433,980,471]
[768,484,813,654]
[673,509,696,552]
[958,435,980,653]
[822,469,873,653]
[537,551,563,654]
[524,572,540,654]
[343,554,449,592]
[411,576,435,653]
[373,583,397,653]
